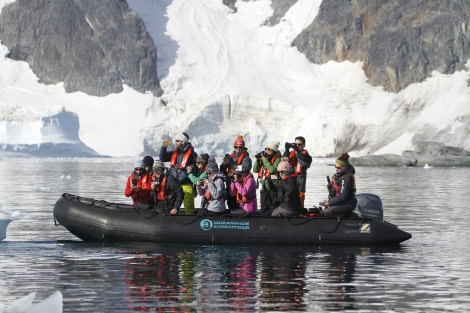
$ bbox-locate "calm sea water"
[0,157,469,312]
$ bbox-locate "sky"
[1,0,470,158]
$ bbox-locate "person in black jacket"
[283,136,312,208]
[271,159,301,217]
[321,153,357,218]
[151,160,184,215]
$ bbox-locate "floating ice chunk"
[4,290,63,313]
[0,219,13,241]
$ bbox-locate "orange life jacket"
[153,176,168,201]
[169,146,194,168]
[288,150,308,174]
[332,173,356,197]
[257,153,280,179]
[230,151,248,165]
[235,173,255,204]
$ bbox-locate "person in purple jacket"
[229,165,257,216]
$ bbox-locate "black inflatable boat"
[53,193,411,245]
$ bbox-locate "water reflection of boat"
[116,243,401,312]
[53,193,412,245]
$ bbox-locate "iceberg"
[3,290,63,313]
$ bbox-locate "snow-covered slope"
[1,0,469,158]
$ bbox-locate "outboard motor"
[354,193,384,221]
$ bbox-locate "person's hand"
[186,164,193,173]
[233,174,241,182]
[170,208,178,215]
[223,154,232,164]
[162,140,171,147]
[322,200,329,207]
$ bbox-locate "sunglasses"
[196,162,204,165]
[265,148,272,151]
[234,146,243,149]
[335,166,343,169]
[175,140,181,143]
[296,143,303,146]
[279,170,287,174]
[135,168,144,172]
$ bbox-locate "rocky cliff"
[293,0,470,92]
[2,0,469,96]
[0,0,161,96]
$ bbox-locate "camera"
[255,151,268,159]
[285,142,297,150]
[131,178,138,186]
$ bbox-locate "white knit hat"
[175,132,189,142]
[266,140,280,151]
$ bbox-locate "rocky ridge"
[293,0,470,92]
[0,0,161,96]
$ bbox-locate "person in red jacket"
[124,160,153,209]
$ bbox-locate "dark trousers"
[323,204,353,218]
[260,189,278,216]
[226,194,238,210]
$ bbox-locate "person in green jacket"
[253,140,281,216]
[187,153,210,210]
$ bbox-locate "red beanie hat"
[233,135,245,147]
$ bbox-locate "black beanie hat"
[143,156,154,167]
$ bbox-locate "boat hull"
[53,193,412,245]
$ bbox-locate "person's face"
[265,147,274,155]
[295,140,304,150]
[153,168,163,177]
[234,145,244,152]
[196,161,206,169]
[175,139,184,147]
[145,165,152,173]
[335,163,344,172]
[135,167,144,174]
[278,169,287,178]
